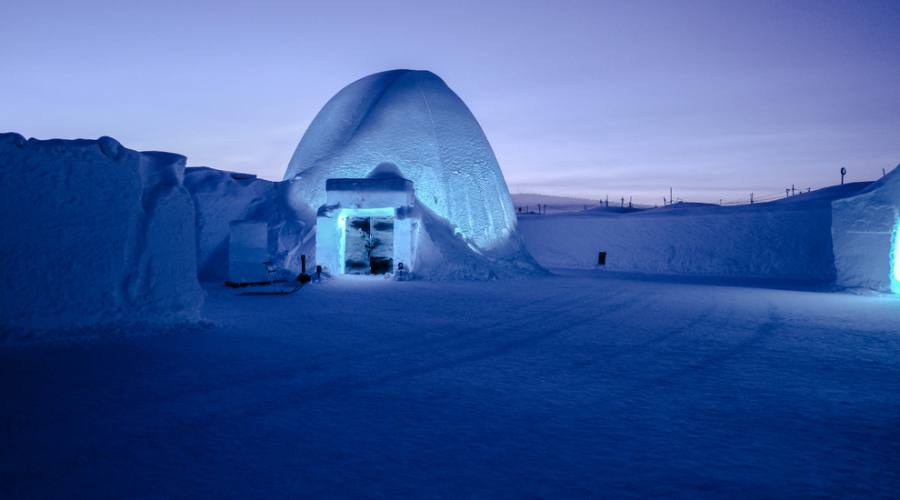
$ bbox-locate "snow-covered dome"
[284,69,518,251]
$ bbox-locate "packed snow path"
[2,275,899,497]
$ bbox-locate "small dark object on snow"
[316,265,322,281]
[298,254,311,283]
[369,256,392,275]
[598,251,607,266]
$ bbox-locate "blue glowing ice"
[892,219,900,294]
[284,69,518,252]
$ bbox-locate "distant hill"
[511,193,600,214]
[511,193,599,206]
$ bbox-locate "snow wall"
[519,185,872,285]
[184,167,311,282]
[284,70,527,259]
[832,166,900,293]
[0,133,203,329]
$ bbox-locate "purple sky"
[3,0,899,203]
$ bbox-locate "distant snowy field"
[3,274,899,498]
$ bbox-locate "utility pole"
[669,187,673,206]
[750,193,754,204]
[791,184,796,196]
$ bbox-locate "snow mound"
[284,69,521,255]
[832,166,900,293]
[519,185,871,285]
[411,201,544,280]
[0,133,203,329]
[184,167,311,282]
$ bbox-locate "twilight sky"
[2,0,899,203]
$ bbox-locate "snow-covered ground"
[2,273,899,498]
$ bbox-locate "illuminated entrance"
[316,166,418,277]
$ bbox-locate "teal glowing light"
[892,219,900,294]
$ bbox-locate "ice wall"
[832,166,900,293]
[184,167,311,282]
[228,221,270,283]
[0,133,203,329]
[284,69,520,256]
[519,188,870,285]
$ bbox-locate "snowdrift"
[0,133,203,329]
[411,202,544,280]
[832,166,900,293]
[520,184,871,285]
[184,167,311,282]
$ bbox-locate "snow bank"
[832,166,900,293]
[411,202,543,280]
[520,184,870,285]
[183,167,311,282]
[0,133,203,329]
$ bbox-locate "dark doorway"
[344,216,394,275]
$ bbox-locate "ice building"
[287,69,540,279]
[832,165,900,293]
